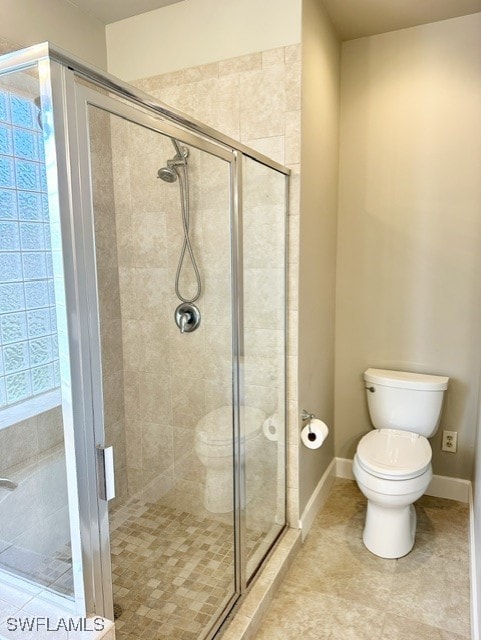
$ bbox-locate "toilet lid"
[356,429,432,480]
[196,406,265,445]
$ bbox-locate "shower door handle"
[96,445,116,502]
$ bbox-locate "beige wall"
[0,0,107,67]
[106,0,301,80]
[297,0,341,514]
[335,13,481,479]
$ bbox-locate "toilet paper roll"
[301,419,329,449]
[263,413,279,442]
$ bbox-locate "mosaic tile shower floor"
[254,479,471,640]
[110,500,264,640]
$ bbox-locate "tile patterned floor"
[110,500,265,640]
[253,479,471,640]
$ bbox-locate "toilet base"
[363,501,416,559]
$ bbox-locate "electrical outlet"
[442,430,457,453]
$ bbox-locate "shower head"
[157,140,189,183]
[158,166,178,183]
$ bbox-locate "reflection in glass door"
[86,99,237,639]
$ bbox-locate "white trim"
[336,457,355,481]
[426,474,471,503]
[0,389,61,430]
[469,484,480,640]
[299,458,336,540]
[334,457,470,503]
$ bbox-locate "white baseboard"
[469,485,480,640]
[336,457,355,481]
[334,457,470,503]
[299,458,336,540]
[426,474,471,503]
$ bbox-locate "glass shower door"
[242,156,287,581]
[82,90,238,639]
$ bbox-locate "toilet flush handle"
[366,386,375,393]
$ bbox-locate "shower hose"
[175,162,202,304]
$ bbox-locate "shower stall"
[0,43,288,639]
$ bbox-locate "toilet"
[353,368,449,559]
[195,405,265,513]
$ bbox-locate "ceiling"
[67,0,481,38]
[322,0,481,40]
[65,0,185,24]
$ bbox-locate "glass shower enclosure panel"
[0,61,80,607]
[242,156,287,581]
[86,99,237,638]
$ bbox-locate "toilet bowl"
[353,368,449,558]
[353,429,432,558]
[195,405,265,513]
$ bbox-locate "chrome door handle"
[96,445,116,501]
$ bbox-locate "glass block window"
[0,89,59,408]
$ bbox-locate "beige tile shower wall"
[133,45,301,524]
[0,406,63,474]
[109,116,174,506]
[111,119,236,514]
[134,45,301,166]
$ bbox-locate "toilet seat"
[356,428,432,480]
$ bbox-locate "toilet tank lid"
[364,368,449,391]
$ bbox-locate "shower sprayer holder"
[175,302,201,333]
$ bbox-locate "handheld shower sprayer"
[157,139,202,333]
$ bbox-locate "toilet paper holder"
[301,409,317,441]
[300,410,329,448]
[301,409,316,423]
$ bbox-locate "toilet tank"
[364,368,449,437]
